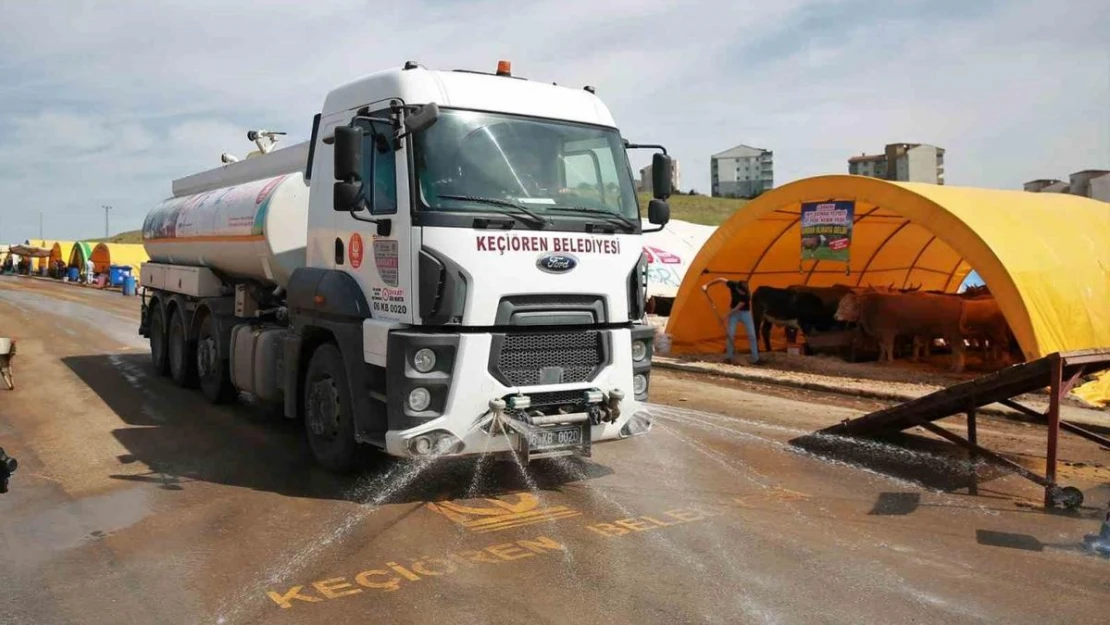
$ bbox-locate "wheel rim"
[169,319,183,374]
[197,334,216,379]
[151,311,164,361]
[306,374,341,441]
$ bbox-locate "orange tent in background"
[666,175,1110,361]
[49,241,74,269]
[90,243,112,273]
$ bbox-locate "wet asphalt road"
[0,275,1107,625]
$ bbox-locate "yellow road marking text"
[585,507,721,538]
[266,535,566,609]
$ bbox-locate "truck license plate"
[527,425,583,451]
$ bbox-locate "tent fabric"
[666,175,1110,360]
[68,242,93,269]
[48,241,75,269]
[1072,371,1110,409]
[90,243,112,273]
[640,219,717,298]
[8,245,51,258]
[94,243,149,277]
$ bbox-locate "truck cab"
[140,60,673,472]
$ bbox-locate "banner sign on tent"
[800,200,854,267]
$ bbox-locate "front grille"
[494,331,603,387]
[527,389,590,408]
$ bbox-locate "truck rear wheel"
[197,315,235,404]
[168,308,197,388]
[149,304,169,376]
[303,343,357,473]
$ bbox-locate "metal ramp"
[818,349,1110,509]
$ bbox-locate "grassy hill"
[86,195,742,243]
[639,193,748,226]
[91,230,143,244]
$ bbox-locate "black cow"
[751,286,837,352]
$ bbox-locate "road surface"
[1,276,1107,625]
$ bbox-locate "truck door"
[336,107,414,324]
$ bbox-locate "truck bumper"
[382,325,654,461]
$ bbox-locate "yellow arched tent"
[667,175,1110,361]
[48,241,74,273]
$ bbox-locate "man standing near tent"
[703,277,760,365]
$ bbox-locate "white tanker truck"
[139,60,673,472]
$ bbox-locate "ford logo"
[536,253,578,274]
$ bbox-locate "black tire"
[167,307,197,388]
[303,343,357,473]
[1053,486,1084,510]
[149,304,169,376]
[197,314,235,404]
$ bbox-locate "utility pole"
[39,212,44,240]
[102,205,112,238]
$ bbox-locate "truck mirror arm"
[349,210,393,237]
[623,140,668,155]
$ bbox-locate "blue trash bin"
[108,265,125,287]
[66,267,79,282]
[122,275,137,296]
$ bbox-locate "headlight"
[633,374,648,396]
[408,387,431,412]
[631,340,648,362]
[412,435,433,454]
[413,348,436,373]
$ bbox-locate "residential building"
[848,143,945,185]
[1023,179,1065,193]
[710,144,773,198]
[1091,173,1110,202]
[1069,169,1110,199]
[640,160,681,195]
[1022,169,1110,201]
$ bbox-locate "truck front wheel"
[168,308,197,388]
[197,315,235,404]
[303,343,357,473]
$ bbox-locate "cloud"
[0,0,1106,242]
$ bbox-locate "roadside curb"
[654,358,1110,430]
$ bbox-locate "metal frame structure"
[819,349,1110,509]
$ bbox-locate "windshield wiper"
[548,206,638,232]
[437,194,548,228]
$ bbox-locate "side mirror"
[652,153,673,200]
[334,126,364,181]
[333,181,366,212]
[648,198,670,226]
[405,102,440,134]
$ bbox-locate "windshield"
[413,109,640,221]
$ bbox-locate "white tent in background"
[640,218,717,299]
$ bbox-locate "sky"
[0,0,1107,243]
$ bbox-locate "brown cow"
[835,291,967,372]
[960,297,1011,365]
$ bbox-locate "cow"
[959,296,1011,365]
[961,284,991,299]
[801,234,827,253]
[788,284,855,316]
[751,286,835,352]
[835,290,967,372]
